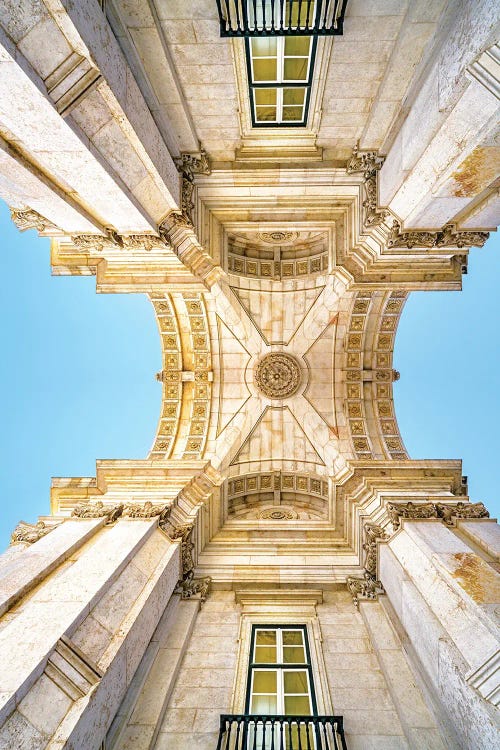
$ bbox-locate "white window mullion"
[277,88,284,123]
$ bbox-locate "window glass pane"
[253,670,277,693]
[284,695,311,715]
[255,643,278,660]
[256,630,277,646]
[283,88,305,106]
[284,37,311,57]
[282,106,304,122]
[283,631,304,646]
[255,88,277,105]
[253,58,278,82]
[284,58,308,81]
[284,671,308,694]
[251,37,278,57]
[251,694,278,713]
[283,645,306,662]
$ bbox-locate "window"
[246,625,317,747]
[245,4,317,126]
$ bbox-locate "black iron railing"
[216,0,348,36]
[216,714,348,749]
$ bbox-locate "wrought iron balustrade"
[216,0,348,36]
[216,714,348,749]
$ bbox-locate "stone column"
[0,516,181,750]
[107,594,200,750]
[379,520,500,750]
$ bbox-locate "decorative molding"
[347,572,385,608]
[10,519,59,545]
[72,500,123,522]
[122,501,172,521]
[235,589,323,608]
[256,231,299,245]
[174,149,211,225]
[388,220,489,250]
[10,207,57,233]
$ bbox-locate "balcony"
[216,714,348,749]
[216,0,348,37]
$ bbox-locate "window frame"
[245,36,318,127]
[244,624,319,715]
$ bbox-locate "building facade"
[0,1,499,748]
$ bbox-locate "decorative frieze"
[388,220,489,250]
[72,500,123,522]
[10,520,59,545]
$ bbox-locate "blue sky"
[0,199,498,549]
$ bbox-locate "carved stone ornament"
[162,520,211,604]
[257,507,298,520]
[346,144,385,175]
[72,500,123,522]
[256,231,299,245]
[347,572,385,608]
[388,220,489,250]
[175,571,211,604]
[436,501,490,526]
[255,353,302,399]
[10,520,58,545]
[162,522,196,577]
[346,144,388,227]
[387,501,437,530]
[71,232,162,252]
[123,501,172,521]
[363,523,388,577]
[10,208,57,233]
[174,149,211,225]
